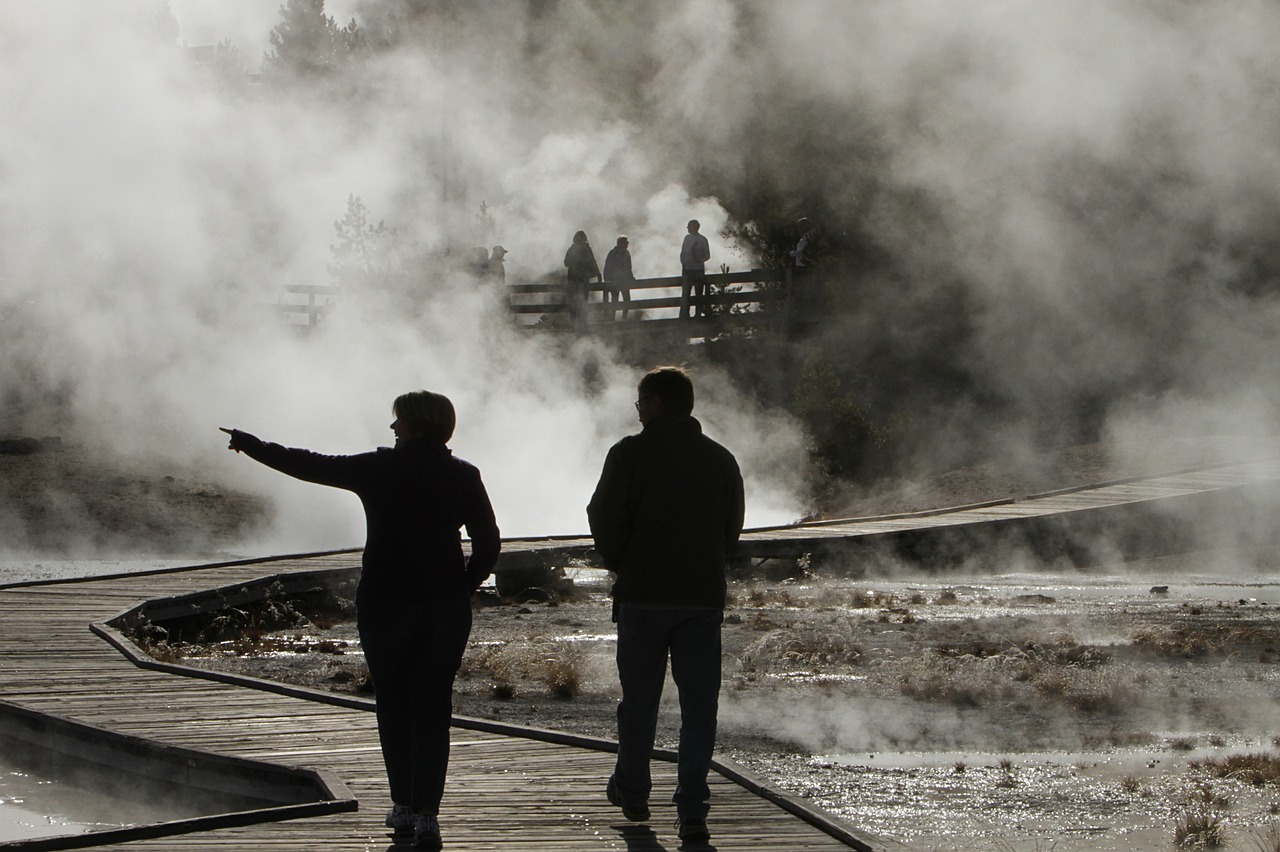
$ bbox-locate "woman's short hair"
[639,366,694,416]
[573,230,588,244]
[393,390,456,443]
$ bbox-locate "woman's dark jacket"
[229,432,500,607]
[586,414,744,609]
[564,242,601,283]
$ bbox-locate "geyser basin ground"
[159,559,1280,851]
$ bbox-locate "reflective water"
[0,763,177,843]
[735,568,1280,851]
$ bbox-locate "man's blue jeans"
[613,604,722,817]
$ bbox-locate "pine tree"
[330,195,392,290]
[262,0,363,81]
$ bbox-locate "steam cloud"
[4,1,1280,554]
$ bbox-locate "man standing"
[602,235,634,321]
[679,220,710,319]
[790,217,813,268]
[488,245,508,283]
[587,366,745,845]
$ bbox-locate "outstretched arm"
[218,427,366,492]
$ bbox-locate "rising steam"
[3,1,1280,554]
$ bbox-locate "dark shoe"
[412,813,442,850]
[676,814,710,844]
[606,775,650,822]
[385,803,413,837]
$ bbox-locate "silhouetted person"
[679,219,710,319]
[220,390,500,851]
[790,217,814,268]
[488,245,508,283]
[564,230,601,331]
[587,366,744,845]
[602,235,634,321]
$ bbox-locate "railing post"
[783,267,794,333]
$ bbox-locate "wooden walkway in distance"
[500,457,1280,573]
[0,554,894,851]
[4,456,1280,850]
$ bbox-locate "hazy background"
[4,0,1280,555]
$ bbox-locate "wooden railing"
[278,284,340,327]
[276,268,815,333]
[506,268,805,331]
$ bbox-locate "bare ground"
[0,438,269,557]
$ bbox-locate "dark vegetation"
[128,577,358,661]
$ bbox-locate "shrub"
[545,649,585,700]
[1194,753,1280,787]
[1174,785,1228,848]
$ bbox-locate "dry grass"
[1132,623,1280,659]
[463,640,591,701]
[896,644,1128,714]
[1193,753,1280,787]
[545,649,585,699]
[1247,822,1280,852]
[738,627,864,671]
[995,757,1017,788]
[1173,784,1229,848]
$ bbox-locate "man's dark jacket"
[229,432,500,607]
[587,414,744,608]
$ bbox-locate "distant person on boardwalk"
[219,390,500,851]
[564,230,601,331]
[679,219,710,319]
[602,235,634,321]
[488,245,508,283]
[790,217,814,268]
[587,366,745,845]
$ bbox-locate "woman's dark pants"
[359,593,472,815]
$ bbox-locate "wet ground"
[174,553,1280,851]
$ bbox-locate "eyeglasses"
[634,394,654,410]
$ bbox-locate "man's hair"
[687,219,700,230]
[639,366,694,416]
[617,235,628,245]
[393,390,456,443]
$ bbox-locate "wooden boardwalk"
[497,457,1280,573]
[3,456,1280,850]
[0,554,893,851]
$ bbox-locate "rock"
[0,437,40,454]
[0,436,64,454]
[1150,585,1169,594]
